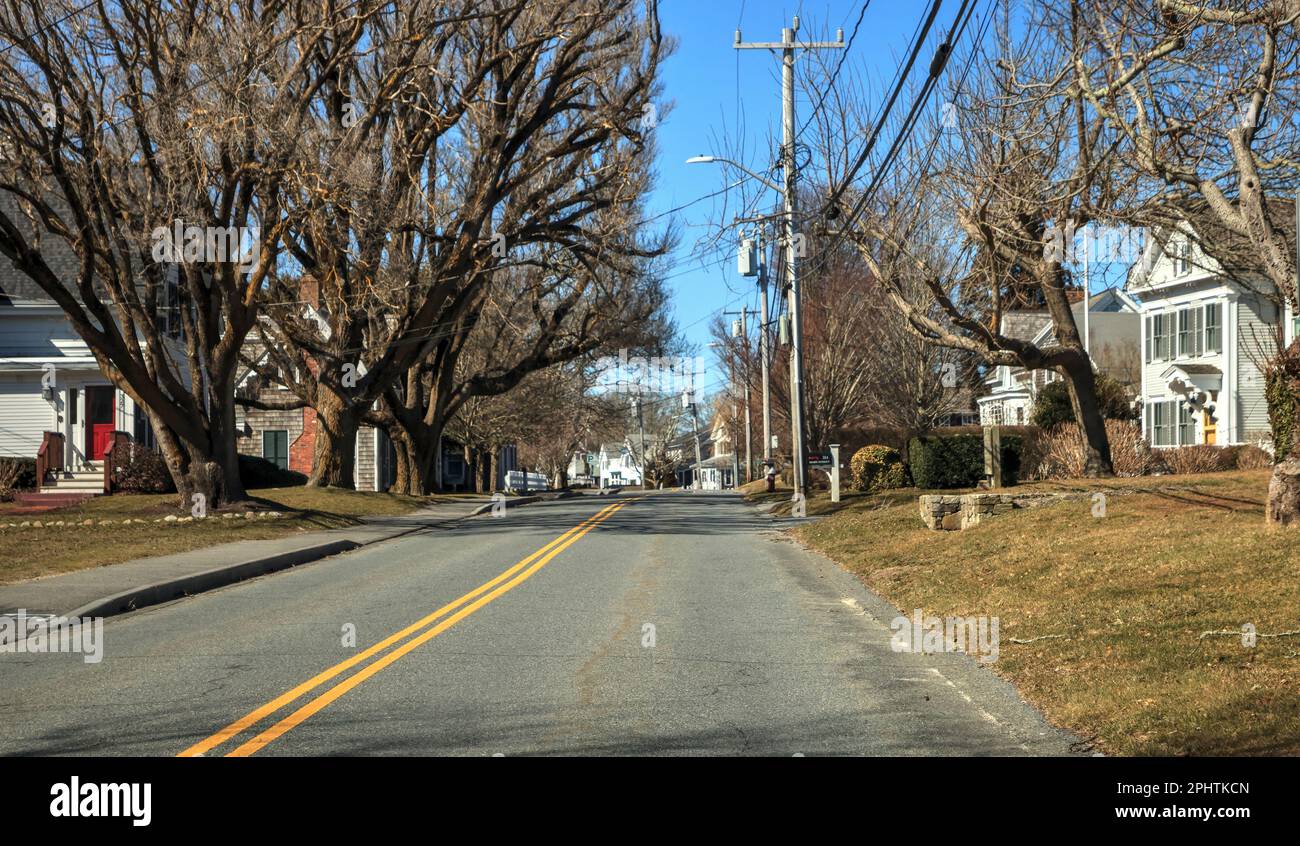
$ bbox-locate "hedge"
[908,433,1022,489]
[238,453,308,488]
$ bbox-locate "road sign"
[806,452,833,468]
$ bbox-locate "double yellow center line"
[179,497,637,757]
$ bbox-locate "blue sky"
[650,0,935,392]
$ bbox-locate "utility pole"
[722,304,753,483]
[741,304,752,482]
[634,394,647,490]
[737,17,843,497]
[758,226,772,468]
[688,394,703,490]
[1082,225,1091,358]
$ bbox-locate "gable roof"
[999,310,1052,342]
[1127,198,1297,291]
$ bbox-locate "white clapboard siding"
[0,375,55,458]
[0,312,91,358]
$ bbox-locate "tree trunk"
[308,389,359,488]
[1267,455,1300,525]
[481,447,495,492]
[1060,353,1115,478]
[1265,342,1300,525]
[147,409,239,510]
[383,416,440,495]
[208,371,248,503]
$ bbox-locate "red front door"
[85,386,115,460]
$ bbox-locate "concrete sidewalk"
[0,498,491,620]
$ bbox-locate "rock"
[164,515,178,523]
[19,522,31,528]
[243,511,255,520]
[178,516,193,523]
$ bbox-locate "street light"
[686,155,783,193]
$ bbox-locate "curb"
[55,494,566,620]
[470,494,540,516]
[65,539,362,620]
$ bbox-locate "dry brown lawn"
[780,469,1300,756]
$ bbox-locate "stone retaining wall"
[919,491,1090,530]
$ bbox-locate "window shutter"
[1193,308,1203,355]
[1145,316,1152,363]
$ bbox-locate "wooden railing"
[36,431,65,488]
[102,431,133,494]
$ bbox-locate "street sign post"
[829,444,840,503]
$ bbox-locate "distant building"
[977,288,1141,427]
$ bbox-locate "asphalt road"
[0,492,1080,756]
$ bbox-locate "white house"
[978,288,1141,426]
[1127,221,1296,448]
[596,441,644,488]
[0,267,160,486]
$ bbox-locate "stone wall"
[919,491,1090,531]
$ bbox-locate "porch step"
[42,481,105,492]
[40,466,106,494]
[13,491,99,509]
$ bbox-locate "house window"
[1151,313,1171,361]
[68,388,78,425]
[1205,303,1222,353]
[1176,308,1203,357]
[1173,239,1192,275]
[1150,401,1175,447]
[263,430,289,470]
[1177,402,1196,445]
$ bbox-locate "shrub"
[1159,445,1233,475]
[0,457,38,501]
[1032,420,1155,479]
[849,445,908,492]
[908,434,1021,489]
[1230,444,1273,470]
[111,446,176,493]
[239,453,307,488]
[1030,374,1138,430]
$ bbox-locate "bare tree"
[0,1,372,505]
[245,0,670,492]
[819,3,1139,476]
[1072,0,1300,521]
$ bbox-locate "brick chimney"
[299,274,319,309]
[290,407,317,475]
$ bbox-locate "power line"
[797,1,874,136]
[816,0,946,219]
